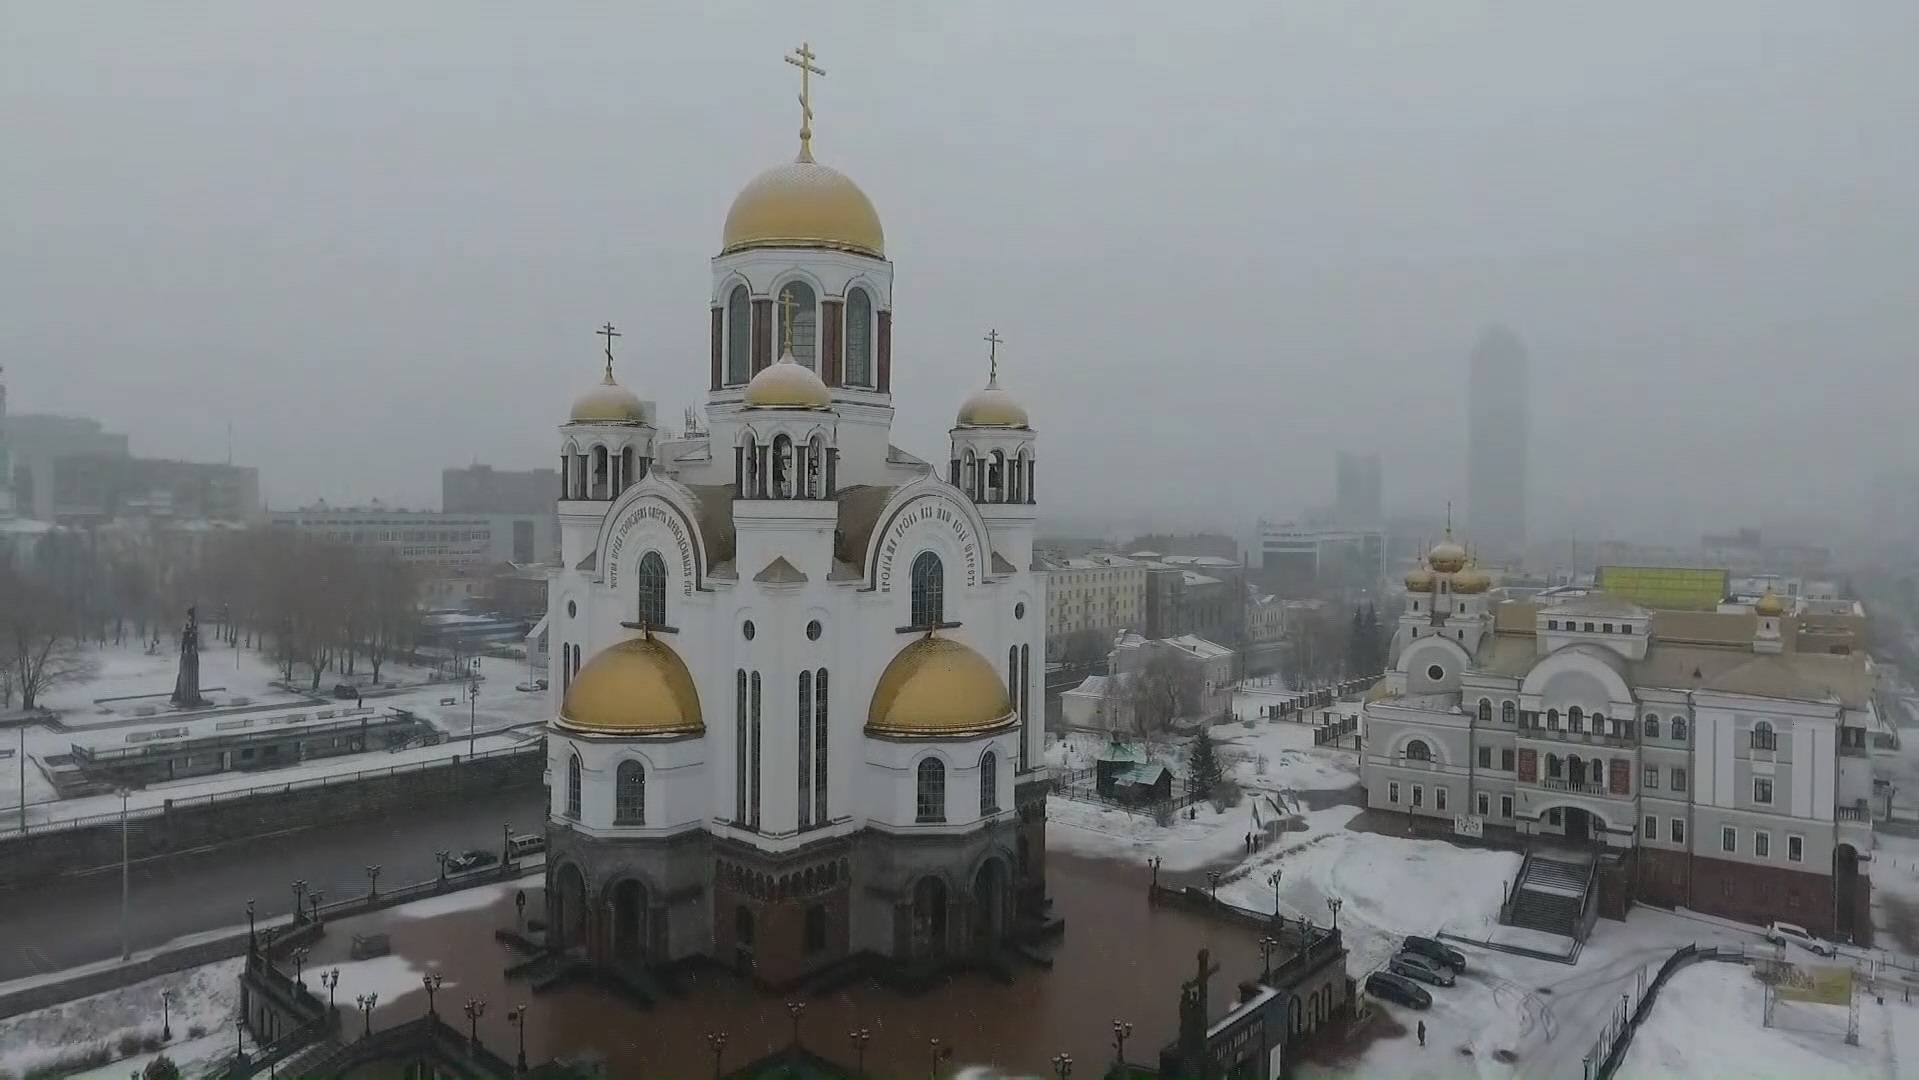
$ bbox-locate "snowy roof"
[1540,593,1651,619]
[1181,571,1222,587]
[1064,674,1109,698]
[1166,634,1233,660]
[1113,763,1174,786]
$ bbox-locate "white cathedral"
[537,51,1048,990]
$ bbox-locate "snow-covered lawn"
[1623,958,1901,1079]
[0,958,242,1080]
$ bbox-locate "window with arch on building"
[749,671,762,828]
[911,551,944,628]
[960,449,978,500]
[814,668,829,825]
[726,285,751,384]
[1478,699,1492,724]
[1546,754,1563,779]
[615,760,645,825]
[734,670,748,823]
[798,671,814,829]
[1502,700,1517,725]
[1568,706,1584,732]
[916,758,946,822]
[979,750,999,816]
[1645,714,1661,739]
[566,753,582,820]
[845,288,873,386]
[806,434,826,499]
[1404,740,1432,762]
[1751,720,1777,751]
[779,281,817,368]
[636,551,667,629]
[1672,717,1689,742]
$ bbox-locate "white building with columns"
[537,57,1049,990]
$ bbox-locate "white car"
[1764,921,1834,957]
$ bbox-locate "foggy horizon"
[6,3,1916,546]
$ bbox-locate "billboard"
[1596,566,1729,611]
[1774,963,1852,1006]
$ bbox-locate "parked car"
[1402,934,1467,972]
[1365,970,1433,1010]
[1389,951,1457,988]
[1764,921,1834,957]
[446,849,498,873]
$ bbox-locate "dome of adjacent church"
[867,635,1016,739]
[1428,538,1468,574]
[1404,564,1434,591]
[955,380,1029,429]
[1755,590,1786,617]
[1453,563,1492,594]
[557,636,703,736]
[570,373,647,424]
[743,352,832,409]
[721,159,885,259]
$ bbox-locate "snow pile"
[1625,959,1891,1079]
[391,876,535,920]
[0,958,242,1080]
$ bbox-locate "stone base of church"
[1633,846,1841,937]
[543,814,1050,991]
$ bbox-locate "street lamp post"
[245,899,257,952]
[706,1031,728,1079]
[356,993,378,1039]
[1268,869,1282,916]
[786,1001,806,1047]
[928,1036,952,1080]
[508,1004,529,1073]
[1326,895,1343,932]
[1111,1019,1133,1066]
[161,989,173,1041]
[1206,870,1221,905]
[291,880,307,924]
[1052,1052,1073,1079]
[320,969,339,1013]
[309,890,325,928]
[468,678,480,756]
[435,850,450,887]
[1259,935,1279,982]
[423,973,444,1015]
[849,1029,871,1076]
[1148,855,1162,891]
[292,946,309,989]
[366,864,382,898]
[464,998,486,1048]
[502,822,514,868]
[118,788,131,961]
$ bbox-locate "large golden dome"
[1404,564,1434,592]
[1428,538,1467,574]
[721,158,884,259]
[744,351,832,409]
[557,636,703,736]
[1453,563,1492,594]
[955,378,1030,429]
[867,635,1016,739]
[570,371,647,424]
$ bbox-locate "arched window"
[814,668,829,825]
[1568,706,1584,732]
[1547,708,1560,729]
[615,760,645,825]
[1019,645,1031,772]
[1502,701,1517,725]
[772,434,794,499]
[798,670,813,828]
[1546,754,1563,779]
[591,445,609,500]
[911,552,944,628]
[735,670,748,823]
[1012,450,1029,503]
[1672,716,1689,743]
[636,551,667,629]
[1645,714,1661,739]
[980,750,999,815]
[916,758,946,822]
[961,450,978,500]
[1478,699,1492,724]
[740,435,759,497]
[845,288,873,386]
[565,753,582,820]
[1752,720,1776,750]
[779,281,818,368]
[726,285,751,384]
[749,671,762,828]
[987,449,1005,503]
[806,434,825,499]
[1404,740,1432,762]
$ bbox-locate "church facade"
[538,53,1048,989]
[1362,537,1882,940]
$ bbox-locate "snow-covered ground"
[0,958,243,1080]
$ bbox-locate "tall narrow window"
[845,288,873,386]
[911,552,944,628]
[1502,701,1516,725]
[814,668,829,825]
[750,672,762,829]
[779,281,818,368]
[806,435,825,499]
[1009,646,1019,712]
[772,434,794,499]
[798,671,814,829]
[735,670,748,823]
[615,760,645,825]
[636,551,667,629]
[980,750,999,815]
[1019,645,1031,772]
[740,436,759,498]
[916,758,946,823]
[1478,699,1492,724]
[566,753,582,820]
[726,285,751,384]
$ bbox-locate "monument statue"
[170,605,208,708]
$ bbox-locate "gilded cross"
[786,42,826,162]
[776,289,800,356]
[983,328,1004,383]
[596,322,621,380]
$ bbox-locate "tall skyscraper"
[1334,450,1383,526]
[1466,325,1529,559]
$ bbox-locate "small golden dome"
[557,635,703,736]
[743,351,832,409]
[867,635,1016,739]
[570,371,647,424]
[1755,590,1786,617]
[956,378,1030,429]
[1404,564,1434,591]
[1428,538,1467,574]
[721,159,884,259]
[1453,564,1492,594]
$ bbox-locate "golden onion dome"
[1754,590,1786,617]
[1404,564,1435,591]
[569,354,647,424]
[955,377,1030,429]
[1453,564,1492,594]
[1428,538,1468,574]
[743,350,832,409]
[867,634,1017,739]
[556,635,703,736]
[721,158,884,259]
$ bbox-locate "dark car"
[1402,934,1467,973]
[1389,951,1457,987]
[447,849,498,873]
[333,682,360,700]
[1365,970,1432,1010]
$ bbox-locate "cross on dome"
[785,42,826,163]
[984,328,1004,384]
[596,321,621,382]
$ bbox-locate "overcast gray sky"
[5,2,1914,543]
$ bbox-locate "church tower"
[557,324,655,570]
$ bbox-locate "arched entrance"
[972,858,1005,951]
[1836,844,1863,942]
[551,863,587,952]
[610,879,647,966]
[911,876,948,959]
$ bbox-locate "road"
[0,788,547,983]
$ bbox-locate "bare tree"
[1057,628,1109,672]
[1127,649,1202,741]
[363,552,419,684]
[0,562,98,710]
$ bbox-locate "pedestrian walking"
[1417,1021,1426,1047]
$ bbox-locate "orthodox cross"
[983,328,1004,383]
[597,322,621,381]
[786,42,826,162]
[776,289,800,356]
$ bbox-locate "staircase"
[1506,851,1598,939]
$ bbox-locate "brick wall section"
[1687,853,1833,936]
[1636,846,1691,909]
[0,752,542,888]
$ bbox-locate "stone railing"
[1538,777,1609,797]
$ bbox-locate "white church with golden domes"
[538,46,1048,989]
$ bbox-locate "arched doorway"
[1562,807,1592,843]
[610,879,646,966]
[911,876,948,959]
[551,864,587,952]
[972,859,1005,951]
[1836,844,1863,942]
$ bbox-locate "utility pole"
[119,788,131,961]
